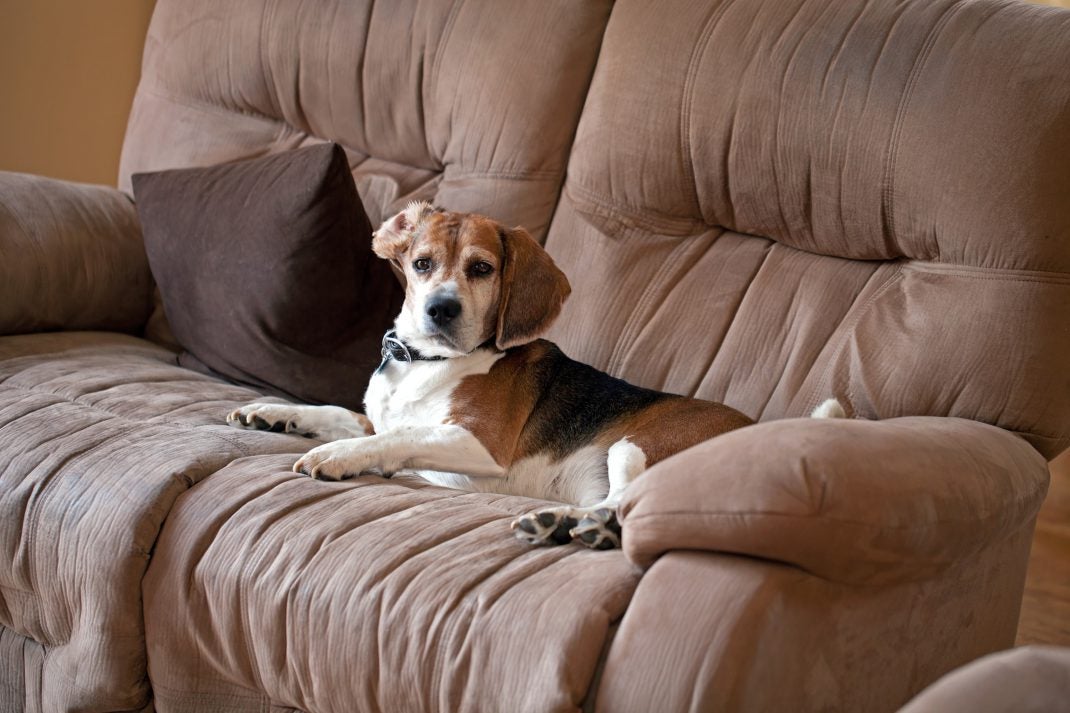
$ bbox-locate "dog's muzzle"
[425,295,461,327]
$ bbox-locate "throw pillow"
[132,143,403,409]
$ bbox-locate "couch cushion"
[547,0,1070,458]
[0,172,153,336]
[133,143,403,409]
[0,332,310,712]
[144,458,641,713]
[119,0,613,241]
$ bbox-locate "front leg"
[227,403,373,441]
[294,425,505,481]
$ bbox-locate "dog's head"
[372,202,571,357]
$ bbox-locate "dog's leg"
[512,438,647,549]
[569,438,646,549]
[293,424,504,481]
[227,403,373,441]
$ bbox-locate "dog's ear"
[372,201,436,263]
[495,227,571,350]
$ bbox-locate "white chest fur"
[363,350,504,489]
[363,349,504,438]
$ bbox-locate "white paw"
[227,403,308,434]
[293,440,386,481]
[227,403,373,440]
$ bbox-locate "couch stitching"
[906,263,1070,284]
[606,235,703,376]
[799,263,905,417]
[680,0,735,224]
[138,86,283,125]
[566,183,706,237]
[623,485,1044,533]
[880,0,960,258]
[688,239,775,403]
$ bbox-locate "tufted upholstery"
[546,0,1070,457]
[119,0,612,239]
[1,0,1068,711]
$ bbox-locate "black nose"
[426,296,461,326]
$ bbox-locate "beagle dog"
[228,202,840,549]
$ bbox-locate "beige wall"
[0,1,155,187]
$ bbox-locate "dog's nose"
[426,296,461,326]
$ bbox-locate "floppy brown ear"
[495,227,571,350]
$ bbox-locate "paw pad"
[570,508,621,550]
[511,510,578,546]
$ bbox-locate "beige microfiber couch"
[2,0,1069,711]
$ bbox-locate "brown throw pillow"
[132,143,403,409]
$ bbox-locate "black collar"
[380,329,448,365]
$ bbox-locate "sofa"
[899,645,1070,712]
[2,0,1068,711]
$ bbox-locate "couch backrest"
[545,0,1070,458]
[118,0,612,239]
[121,0,1070,459]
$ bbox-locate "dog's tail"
[810,398,847,419]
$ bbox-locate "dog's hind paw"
[570,507,621,550]
[511,508,579,546]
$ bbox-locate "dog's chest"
[363,350,504,433]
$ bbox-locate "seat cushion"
[144,458,642,713]
[0,331,310,712]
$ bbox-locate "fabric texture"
[596,532,1037,713]
[2,0,1068,710]
[0,331,310,712]
[546,0,1070,459]
[132,143,403,409]
[618,416,1050,583]
[898,645,1070,713]
[144,459,640,713]
[0,172,153,336]
[119,0,612,241]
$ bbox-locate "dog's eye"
[413,258,432,272]
[470,261,493,277]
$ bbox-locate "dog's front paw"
[294,440,381,481]
[511,508,580,546]
[570,507,621,550]
[227,403,309,435]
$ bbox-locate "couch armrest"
[619,416,1050,584]
[0,172,153,335]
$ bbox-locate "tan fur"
[373,205,751,526]
[495,228,571,349]
[374,206,571,357]
[448,342,752,471]
[447,341,552,467]
[598,397,751,466]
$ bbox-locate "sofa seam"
[879,0,960,257]
[0,382,259,455]
[605,233,705,376]
[443,167,560,182]
[799,263,905,416]
[622,485,1046,532]
[566,181,708,237]
[679,0,734,224]
[905,262,1070,284]
[137,85,282,125]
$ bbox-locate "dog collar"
[380,329,448,364]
